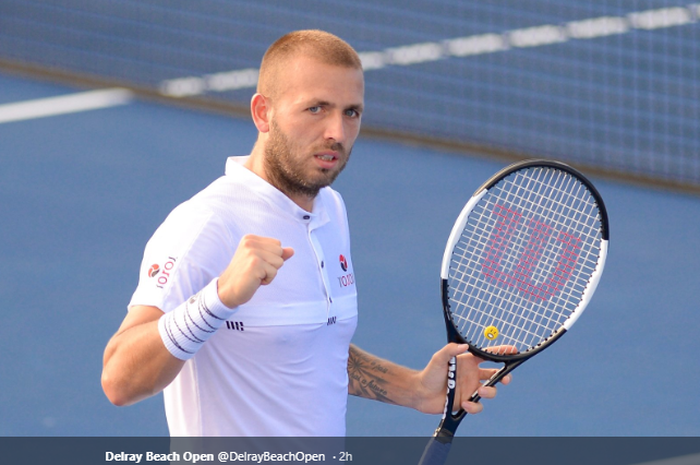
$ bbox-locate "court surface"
[1,71,699,437]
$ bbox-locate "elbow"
[101,364,165,407]
[101,369,136,407]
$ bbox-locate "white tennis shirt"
[129,156,358,436]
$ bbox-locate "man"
[101,30,510,436]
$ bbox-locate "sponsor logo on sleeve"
[148,256,178,289]
[148,264,160,277]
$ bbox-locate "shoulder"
[145,185,237,270]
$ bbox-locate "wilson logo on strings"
[481,204,581,302]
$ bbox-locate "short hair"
[257,30,363,100]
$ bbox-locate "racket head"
[441,159,609,362]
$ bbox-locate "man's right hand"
[216,234,295,308]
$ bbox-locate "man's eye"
[345,109,359,118]
[308,106,321,113]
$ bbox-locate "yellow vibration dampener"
[484,325,499,340]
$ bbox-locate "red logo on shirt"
[148,257,178,289]
[337,254,354,288]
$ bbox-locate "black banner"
[2,437,700,465]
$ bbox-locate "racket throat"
[470,360,524,403]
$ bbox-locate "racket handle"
[417,437,452,465]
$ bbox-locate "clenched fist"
[217,235,294,308]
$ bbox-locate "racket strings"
[447,167,604,353]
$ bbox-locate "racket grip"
[417,437,452,465]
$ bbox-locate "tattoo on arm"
[347,345,397,404]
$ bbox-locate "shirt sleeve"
[128,201,236,313]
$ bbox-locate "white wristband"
[158,278,236,360]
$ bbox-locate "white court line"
[158,3,700,97]
[0,88,133,124]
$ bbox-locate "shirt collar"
[225,156,331,229]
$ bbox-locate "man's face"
[263,56,364,200]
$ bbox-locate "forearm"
[103,278,240,406]
[101,308,184,406]
[347,344,422,410]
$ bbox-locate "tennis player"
[101,29,511,436]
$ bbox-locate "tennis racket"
[418,159,609,465]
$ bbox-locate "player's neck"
[244,150,315,212]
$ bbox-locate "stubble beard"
[264,119,351,200]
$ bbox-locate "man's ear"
[250,93,271,133]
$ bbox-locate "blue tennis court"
[1,69,699,438]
